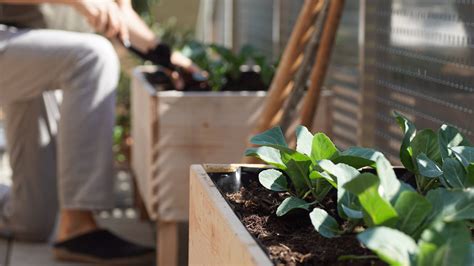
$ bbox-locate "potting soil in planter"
[145,69,268,92]
[209,167,385,266]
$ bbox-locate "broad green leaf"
[295,125,313,157]
[341,204,363,219]
[245,147,286,169]
[333,147,382,169]
[344,173,399,227]
[416,153,443,178]
[418,221,471,266]
[394,112,417,172]
[417,243,437,266]
[376,156,404,203]
[357,227,418,266]
[309,208,342,238]
[258,169,288,192]
[309,170,336,188]
[451,146,474,167]
[467,164,474,187]
[276,196,311,216]
[438,124,471,159]
[311,133,339,161]
[250,127,292,153]
[319,160,361,218]
[425,188,474,223]
[284,153,312,197]
[394,191,432,236]
[411,129,442,166]
[442,158,467,189]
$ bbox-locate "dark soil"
[145,69,267,92]
[220,174,384,266]
[221,71,267,91]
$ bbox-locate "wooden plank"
[189,164,272,266]
[157,221,178,266]
[153,90,265,222]
[253,0,323,134]
[300,0,346,128]
[280,0,330,133]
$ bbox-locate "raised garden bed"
[189,119,474,266]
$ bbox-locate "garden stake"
[280,0,330,136]
[243,0,323,163]
[299,0,346,129]
[251,0,323,134]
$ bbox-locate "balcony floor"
[0,216,156,266]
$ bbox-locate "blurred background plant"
[114,0,277,165]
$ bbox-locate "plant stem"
[415,174,423,193]
[303,176,319,200]
[342,221,359,234]
[422,178,437,193]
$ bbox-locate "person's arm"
[116,0,198,72]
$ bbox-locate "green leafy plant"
[181,43,276,91]
[245,126,390,232]
[358,188,474,266]
[245,126,342,216]
[395,112,474,193]
[358,220,473,266]
[245,125,474,265]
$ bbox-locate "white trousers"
[0,26,118,241]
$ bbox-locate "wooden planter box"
[189,164,272,266]
[131,66,267,222]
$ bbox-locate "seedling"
[394,112,474,193]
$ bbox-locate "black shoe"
[52,229,155,265]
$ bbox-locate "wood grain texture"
[157,221,178,266]
[189,164,272,266]
[131,67,158,218]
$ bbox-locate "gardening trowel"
[121,39,209,91]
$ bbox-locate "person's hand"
[171,52,207,77]
[72,0,129,42]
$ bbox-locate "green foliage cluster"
[245,113,474,266]
[151,18,276,91]
[395,112,474,193]
[180,42,276,91]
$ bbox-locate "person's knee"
[72,34,120,89]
